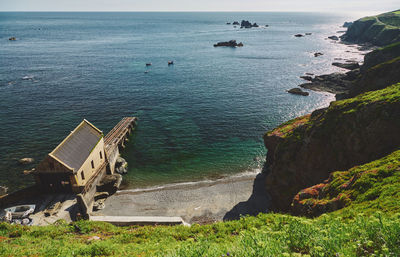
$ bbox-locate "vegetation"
[293,149,400,217]
[266,114,310,138]
[1,210,400,256]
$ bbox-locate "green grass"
[1,148,400,256]
[1,211,400,256]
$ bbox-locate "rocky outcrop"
[264,84,400,211]
[300,76,313,81]
[294,34,304,37]
[328,35,339,41]
[314,52,323,57]
[240,20,258,28]
[341,10,400,46]
[233,21,240,25]
[343,22,353,28]
[332,61,360,70]
[115,157,128,174]
[97,174,122,194]
[299,71,357,95]
[288,88,309,96]
[361,42,400,72]
[349,56,400,97]
[214,40,243,47]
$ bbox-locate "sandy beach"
[95,172,270,224]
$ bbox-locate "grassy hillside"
[341,10,400,46]
[1,208,400,256]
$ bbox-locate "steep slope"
[264,84,400,211]
[292,149,400,217]
[341,10,400,46]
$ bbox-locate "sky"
[0,0,398,14]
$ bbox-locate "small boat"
[168,61,174,65]
[4,204,35,219]
[146,63,152,66]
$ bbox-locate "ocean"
[0,12,364,191]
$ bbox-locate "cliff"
[264,83,400,211]
[341,10,400,46]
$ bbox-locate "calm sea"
[0,12,363,191]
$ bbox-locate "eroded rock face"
[264,84,400,211]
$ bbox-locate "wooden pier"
[104,117,137,175]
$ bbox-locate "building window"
[81,171,85,180]
[100,151,103,159]
[91,160,94,169]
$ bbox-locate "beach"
[95,172,270,224]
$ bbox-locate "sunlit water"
[0,12,365,191]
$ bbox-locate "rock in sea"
[288,88,309,96]
[214,40,243,47]
[300,75,313,81]
[9,37,16,41]
[328,35,339,41]
[332,62,360,70]
[314,52,323,57]
[294,34,304,37]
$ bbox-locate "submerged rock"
[305,33,312,35]
[288,88,309,96]
[18,158,34,165]
[328,35,339,40]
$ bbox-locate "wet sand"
[95,172,270,224]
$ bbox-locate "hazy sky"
[0,0,398,13]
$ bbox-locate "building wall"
[74,137,105,187]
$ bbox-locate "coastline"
[95,170,269,224]
[95,23,372,223]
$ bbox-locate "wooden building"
[34,119,106,193]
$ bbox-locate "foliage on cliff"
[264,83,400,211]
[292,149,400,217]
[341,10,400,46]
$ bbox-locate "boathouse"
[34,119,106,193]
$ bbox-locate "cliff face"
[264,84,400,211]
[341,10,400,46]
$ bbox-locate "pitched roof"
[50,119,103,172]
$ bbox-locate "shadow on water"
[223,167,271,221]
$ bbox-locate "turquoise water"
[0,12,362,190]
